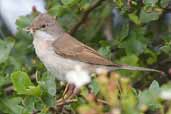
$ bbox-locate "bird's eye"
[41,24,46,28]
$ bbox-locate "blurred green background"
[0,0,171,114]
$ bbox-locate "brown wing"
[52,33,114,65]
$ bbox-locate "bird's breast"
[33,33,89,81]
[33,31,55,57]
[33,39,52,58]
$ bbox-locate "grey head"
[26,13,64,36]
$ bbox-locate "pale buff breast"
[33,30,90,81]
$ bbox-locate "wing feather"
[52,33,114,65]
[52,33,164,74]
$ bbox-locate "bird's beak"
[23,26,34,34]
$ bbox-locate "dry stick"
[97,99,110,105]
[56,99,78,106]
[69,0,106,35]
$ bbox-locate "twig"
[56,99,78,106]
[4,86,14,95]
[69,0,107,35]
[97,99,110,105]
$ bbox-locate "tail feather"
[111,65,165,75]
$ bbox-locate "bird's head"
[25,13,64,36]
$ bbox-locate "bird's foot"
[56,83,78,106]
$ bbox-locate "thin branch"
[56,99,78,106]
[97,99,110,105]
[69,0,107,35]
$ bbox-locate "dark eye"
[41,24,46,28]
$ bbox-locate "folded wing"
[53,33,115,66]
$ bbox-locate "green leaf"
[140,9,161,23]
[121,38,147,55]
[61,0,79,6]
[25,85,41,96]
[129,39,145,54]
[39,72,56,96]
[48,5,65,17]
[11,71,33,93]
[160,0,171,8]
[89,80,100,95]
[119,27,148,55]
[128,13,141,25]
[160,45,171,54]
[115,0,124,7]
[144,49,158,65]
[22,97,36,114]
[121,89,138,114]
[41,94,55,107]
[144,0,158,6]
[149,80,160,94]
[119,55,139,66]
[98,46,112,59]
[0,39,14,64]
[0,97,23,114]
[77,105,93,114]
[138,80,161,110]
[112,18,129,42]
[16,16,33,29]
[11,71,41,96]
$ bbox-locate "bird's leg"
[57,83,78,106]
[63,83,75,97]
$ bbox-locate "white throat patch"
[34,30,56,41]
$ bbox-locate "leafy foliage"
[0,0,171,114]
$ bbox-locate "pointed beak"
[23,26,34,34]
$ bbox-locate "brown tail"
[110,64,165,76]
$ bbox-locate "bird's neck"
[34,30,57,41]
[33,30,54,57]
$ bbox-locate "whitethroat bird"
[25,14,164,104]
